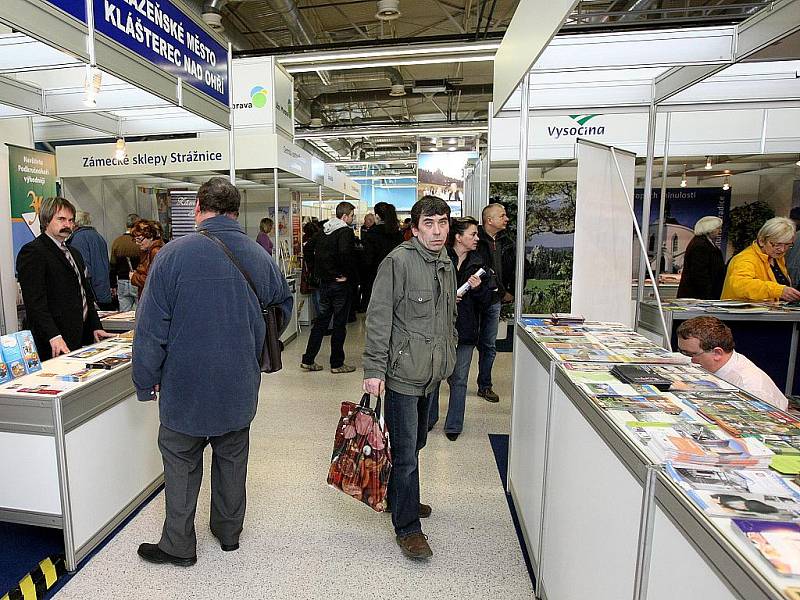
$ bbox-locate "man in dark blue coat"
[68,211,113,309]
[133,177,292,567]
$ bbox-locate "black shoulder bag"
[200,230,285,373]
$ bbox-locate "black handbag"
[200,230,285,373]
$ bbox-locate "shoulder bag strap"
[199,230,264,308]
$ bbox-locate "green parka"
[363,236,458,396]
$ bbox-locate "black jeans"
[302,280,351,368]
[385,387,433,537]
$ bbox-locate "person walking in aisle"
[363,196,457,560]
[256,217,274,255]
[110,213,141,311]
[16,197,113,360]
[133,177,292,567]
[474,203,511,403]
[428,217,492,440]
[68,211,114,310]
[300,201,357,373]
[361,202,404,311]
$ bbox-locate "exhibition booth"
[497,1,800,599]
[0,0,233,572]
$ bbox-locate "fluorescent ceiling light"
[284,54,494,72]
[297,124,488,140]
[278,42,500,65]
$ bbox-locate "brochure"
[732,519,800,577]
[15,330,41,374]
[0,334,27,379]
[665,462,800,496]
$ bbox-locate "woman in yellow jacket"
[722,217,800,301]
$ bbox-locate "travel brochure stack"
[0,336,134,396]
[524,317,800,583]
[0,330,41,384]
[649,298,796,314]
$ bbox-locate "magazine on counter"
[732,519,800,577]
[665,462,800,496]
[58,368,104,383]
[691,491,800,520]
[86,353,132,370]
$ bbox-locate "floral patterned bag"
[327,393,392,512]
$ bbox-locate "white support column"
[653,112,672,286]
[513,76,531,321]
[228,43,235,184]
[273,168,280,257]
[634,103,658,326]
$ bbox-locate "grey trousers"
[157,424,250,558]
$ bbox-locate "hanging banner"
[43,0,87,22]
[417,151,478,217]
[93,0,229,106]
[169,191,197,239]
[8,145,57,261]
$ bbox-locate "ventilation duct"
[296,68,406,97]
[376,0,402,21]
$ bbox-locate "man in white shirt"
[676,316,788,410]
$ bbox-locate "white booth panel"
[65,395,162,550]
[647,507,739,600]
[540,384,642,600]
[508,342,551,565]
[0,431,61,514]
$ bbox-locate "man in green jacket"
[363,196,458,560]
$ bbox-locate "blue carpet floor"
[488,433,535,588]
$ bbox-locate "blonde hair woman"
[721,217,800,301]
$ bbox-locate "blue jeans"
[477,301,501,390]
[117,279,138,312]
[385,388,433,537]
[428,344,475,433]
[302,281,351,368]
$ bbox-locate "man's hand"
[143,384,161,402]
[93,329,116,342]
[50,336,70,357]
[781,286,800,302]
[502,292,514,304]
[335,276,348,283]
[363,378,385,396]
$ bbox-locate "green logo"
[250,86,268,109]
[569,114,599,126]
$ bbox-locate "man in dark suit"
[16,197,113,361]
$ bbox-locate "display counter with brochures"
[637,298,800,395]
[0,336,162,571]
[510,316,800,600]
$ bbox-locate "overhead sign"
[231,57,295,136]
[94,0,229,106]
[43,0,87,22]
[273,64,294,138]
[7,145,57,260]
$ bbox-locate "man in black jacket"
[301,201,357,373]
[474,203,511,403]
[17,197,113,361]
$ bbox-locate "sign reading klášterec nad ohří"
[94,0,229,106]
[42,0,87,22]
[7,145,57,261]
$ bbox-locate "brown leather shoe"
[396,532,433,559]
[418,503,432,518]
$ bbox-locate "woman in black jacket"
[428,217,495,440]
[677,216,727,299]
[360,202,404,310]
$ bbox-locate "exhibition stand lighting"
[680,164,688,187]
[114,137,127,161]
[722,175,731,190]
[705,155,713,170]
[82,65,102,107]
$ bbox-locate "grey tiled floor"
[54,317,532,599]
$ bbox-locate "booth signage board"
[43,0,86,22]
[344,178,360,199]
[93,0,229,106]
[7,145,57,260]
[324,165,345,195]
[277,138,312,180]
[169,190,196,238]
[232,58,274,128]
[273,64,295,139]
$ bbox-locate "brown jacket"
[131,240,165,296]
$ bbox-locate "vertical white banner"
[572,140,636,325]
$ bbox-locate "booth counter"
[0,340,161,571]
[637,300,800,396]
[509,319,795,600]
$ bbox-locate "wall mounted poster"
[417,151,478,217]
[633,187,731,277]
[7,145,57,261]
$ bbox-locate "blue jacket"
[132,215,293,437]
[68,226,112,304]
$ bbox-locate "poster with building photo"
[633,187,731,278]
[417,151,478,217]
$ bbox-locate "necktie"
[61,243,88,321]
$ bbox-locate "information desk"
[0,341,162,571]
[510,321,795,600]
[637,300,800,395]
[100,278,300,345]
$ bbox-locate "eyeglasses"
[767,241,793,250]
[133,236,144,242]
[678,348,713,358]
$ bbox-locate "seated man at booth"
[676,316,788,411]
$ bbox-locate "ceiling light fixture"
[114,137,127,161]
[722,176,730,191]
[376,0,401,21]
[705,156,712,170]
[796,155,800,167]
[83,65,102,108]
[680,164,687,188]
